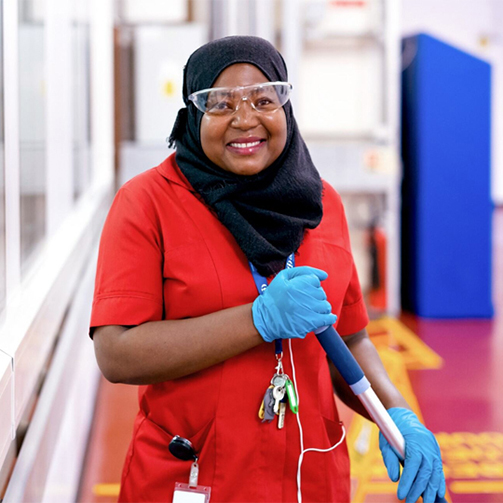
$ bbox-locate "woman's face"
[200,63,288,176]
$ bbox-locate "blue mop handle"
[314,325,448,503]
[314,325,405,456]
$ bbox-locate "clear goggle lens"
[188,82,292,116]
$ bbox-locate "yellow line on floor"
[450,481,503,493]
[355,482,398,493]
[369,316,443,369]
[93,483,121,496]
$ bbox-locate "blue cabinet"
[401,34,493,318]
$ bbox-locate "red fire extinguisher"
[369,220,387,312]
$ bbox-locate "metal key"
[271,373,288,388]
[278,401,286,429]
[273,386,286,415]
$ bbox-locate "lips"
[226,136,266,155]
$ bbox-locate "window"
[0,0,5,309]
[72,2,92,200]
[18,0,46,270]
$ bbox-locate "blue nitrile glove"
[379,408,446,503]
[252,266,337,343]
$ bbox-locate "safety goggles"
[188,81,293,116]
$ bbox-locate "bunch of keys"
[258,358,298,429]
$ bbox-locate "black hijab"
[169,36,323,276]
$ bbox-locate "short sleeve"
[332,192,369,336]
[90,186,164,334]
[336,260,369,336]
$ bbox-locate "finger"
[405,456,432,503]
[293,287,331,312]
[423,460,445,503]
[422,462,442,503]
[437,467,446,499]
[310,286,328,301]
[292,273,322,290]
[309,300,332,315]
[294,302,335,324]
[292,281,327,301]
[379,440,401,482]
[283,266,328,281]
[319,313,337,327]
[397,450,422,500]
[285,312,336,339]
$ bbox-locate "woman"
[91,36,445,503]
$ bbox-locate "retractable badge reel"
[169,436,211,503]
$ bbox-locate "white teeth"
[229,141,261,148]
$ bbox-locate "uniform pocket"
[322,415,350,501]
[119,412,216,503]
[146,413,215,458]
[322,415,346,448]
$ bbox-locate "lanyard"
[249,254,295,355]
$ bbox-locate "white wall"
[401,0,503,205]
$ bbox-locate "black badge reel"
[169,436,198,461]
[169,436,211,503]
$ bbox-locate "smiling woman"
[200,64,288,176]
[90,35,445,503]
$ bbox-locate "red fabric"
[91,154,369,502]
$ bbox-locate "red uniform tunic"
[91,154,369,503]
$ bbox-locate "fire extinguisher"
[369,219,387,311]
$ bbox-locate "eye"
[216,101,233,109]
[256,97,273,106]
[206,99,232,112]
[253,92,279,111]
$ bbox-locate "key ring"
[275,357,284,375]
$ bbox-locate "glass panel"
[0,0,6,309]
[19,0,46,269]
[72,1,92,200]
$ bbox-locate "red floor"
[78,208,503,503]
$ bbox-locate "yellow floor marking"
[368,316,444,370]
[93,483,121,497]
[450,481,503,493]
[356,482,403,493]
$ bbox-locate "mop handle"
[314,325,449,503]
[314,325,406,459]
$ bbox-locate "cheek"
[200,117,213,159]
[270,112,288,152]
[200,116,228,167]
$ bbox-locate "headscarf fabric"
[169,36,323,276]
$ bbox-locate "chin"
[226,163,267,176]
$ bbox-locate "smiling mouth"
[228,140,264,149]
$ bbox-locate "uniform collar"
[156,153,196,193]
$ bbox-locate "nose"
[231,97,259,128]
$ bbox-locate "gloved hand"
[252,266,337,343]
[379,408,446,503]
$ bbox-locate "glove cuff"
[251,297,271,343]
[387,407,424,431]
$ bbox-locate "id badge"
[172,482,211,503]
[172,461,211,503]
